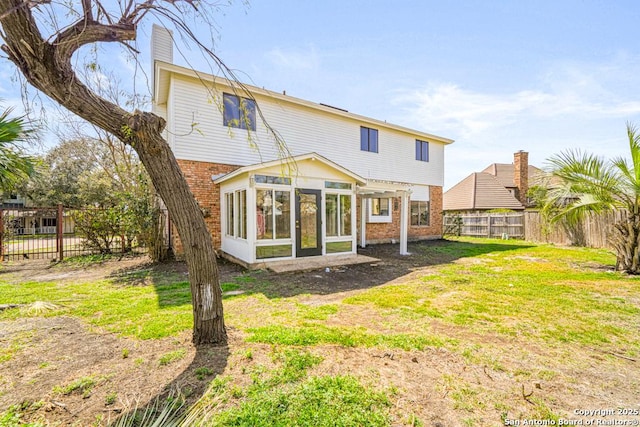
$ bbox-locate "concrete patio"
[255,253,380,273]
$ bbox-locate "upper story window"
[223,93,256,131]
[415,140,429,162]
[360,126,378,153]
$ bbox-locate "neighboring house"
[443,151,542,212]
[1,194,26,209]
[1,208,75,235]
[151,26,453,267]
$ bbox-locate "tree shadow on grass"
[108,259,245,309]
[219,238,535,300]
[107,238,535,305]
[109,342,230,426]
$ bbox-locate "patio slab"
[258,254,380,273]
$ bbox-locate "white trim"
[400,192,410,255]
[360,197,367,248]
[155,61,455,146]
[214,152,367,186]
[367,197,392,223]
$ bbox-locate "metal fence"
[443,212,525,239]
[0,205,147,261]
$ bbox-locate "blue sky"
[3,0,640,189]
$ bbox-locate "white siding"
[170,75,445,187]
[151,25,173,64]
[410,185,430,201]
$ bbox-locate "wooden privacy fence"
[523,210,622,249]
[444,210,622,249]
[0,205,148,261]
[443,212,525,239]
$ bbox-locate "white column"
[360,196,367,248]
[400,191,409,255]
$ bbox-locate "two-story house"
[151,26,453,268]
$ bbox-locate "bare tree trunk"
[129,113,225,343]
[149,201,170,262]
[611,213,640,274]
[0,0,226,344]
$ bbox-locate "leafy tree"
[543,123,640,273]
[0,0,250,344]
[22,137,144,207]
[525,185,548,209]
[0,106,35,193]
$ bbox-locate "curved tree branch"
[53,20,135,62]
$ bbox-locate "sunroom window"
[256,189,291,240]
[326,194,352,237]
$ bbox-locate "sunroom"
[214,153,367,267]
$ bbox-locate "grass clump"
[0,333,30,363]
[159,349,187,366]
[246,324,451,350]
[268,348,323,385]
[194,367,214,380]
[0,402,44,427]
[105,391,117,406]
[185,348,391,427]
[52,375,106,397]
[211,375,390,427]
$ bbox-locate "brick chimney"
[513,151,529,206]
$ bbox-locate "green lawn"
[1,238,639,426]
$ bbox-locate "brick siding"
[356,186,443,244]
[172,159,444,255]
[171,160,240,255]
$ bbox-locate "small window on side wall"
[367,197,392,223]
[223,93,257,131]
[415,140,429,162]
[410,201,430,226]
[360,126,378,153]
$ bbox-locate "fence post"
[57,204,64,261]
[0,208,3,262]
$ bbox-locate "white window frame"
[367,197,392,223]
[410,200,430,227]
[255,186,293,242]
[224,189,247,240]
[325,191,353,238]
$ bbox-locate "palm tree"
[0,106,35,192]
[544,123,640,273]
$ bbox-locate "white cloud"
[265,46,320,71]
[393,57,640,189]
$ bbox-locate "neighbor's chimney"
[513,151,529,206]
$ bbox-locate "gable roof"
[214,152,367,185]
[154,61,454,146]
[481,163,543,188]
[443,172,525,211]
